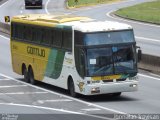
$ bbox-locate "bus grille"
[102,79,126,83]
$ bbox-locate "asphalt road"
[0,0,160,119]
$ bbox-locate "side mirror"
[137,46,142,62]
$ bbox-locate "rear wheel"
[68,78,77,98]
[23,68,29,83]
[28,68,36,85]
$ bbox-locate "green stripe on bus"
[45,49,65,79]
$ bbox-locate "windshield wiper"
[94,65,113,74]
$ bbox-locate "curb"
[66,0,122,9]
[113,12,160,26]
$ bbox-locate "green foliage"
[68,0,119,7]
[115,0,160,24]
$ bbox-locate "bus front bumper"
[84,81,138,95]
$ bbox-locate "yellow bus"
[11,14,141,97]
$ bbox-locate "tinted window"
[24,25,32,41]
[11,23,17,39]
[51,28,62,47]
[74,31,84,45]
[84,30,135,45]
[16,24,24,40]
[62,27,72,50]
[41,29,52,45]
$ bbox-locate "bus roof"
[12,14,132,32]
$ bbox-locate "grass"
[67,0,121,8]
[115,0,160,25]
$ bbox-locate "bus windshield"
[86,45,136,76]
[84,30,135,45]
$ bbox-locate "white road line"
[106,10,160,28]
[0,91,48,95]
[135,36,160,43]
[0,103,112,120]
[0,35,9,40]
[0,85,27,88]
[0,0,12,8]
[0,73,126,114]
[37,99,73,104]
[0,102,83,114]
[81,108,101,111]
[45,0,50,14]
[106,11,160,43]
[138,73,160,81]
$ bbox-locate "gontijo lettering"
[27,46,45,57]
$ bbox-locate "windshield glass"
[86,45,136,76]
[87,47,113,76]
[84,30,135,45]
[113,45,136,74]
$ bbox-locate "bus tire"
[68,78,77,98]
[112,92,121,97]
[28,68,36,85]
[23,68,29,83]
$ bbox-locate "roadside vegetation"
[115,0,160,25]
[67,0,121,8]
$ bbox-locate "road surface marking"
[45,0,50,14]
[0,0,12,8]
[81,108,101,111]
[0,73,126,114]
[37,99,73,104]
[0,85,27,88]
[0,91,48,95]
[0,35,9,40]
[0,103,112,120]
[135,36,160,43]
[138,74,160,81]
[106,10,160,28]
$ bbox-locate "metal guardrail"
[0,22,160,74]
[0,22,10,34]
[138,54,160,74]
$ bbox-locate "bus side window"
[11,23,16,39]
[51,29,55,47]
[24,26,32,42]
[32,28,36,42]
[36,28,42,44]
[53,28,62,48]
[17,24,23,40]
[24,25,27,41]
[41,29,52,46]
[62,27,72,51]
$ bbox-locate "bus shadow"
[80,94,139,103]
[18,78,139,103]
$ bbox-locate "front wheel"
[68,79,77,98]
